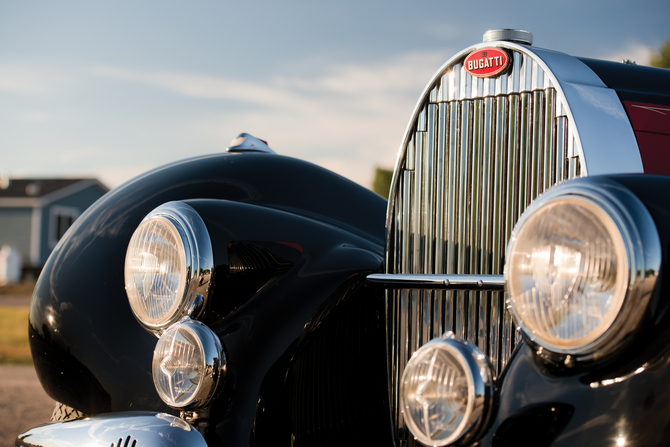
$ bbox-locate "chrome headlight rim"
[125,201,214,335]
[152,318,226,410]
[505,178,661,361]
[400,332,495,446]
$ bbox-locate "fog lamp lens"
[401,333,493,446]
[152,319,225,409]
[507,196,628,353]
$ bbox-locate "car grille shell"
[385,45,584,445]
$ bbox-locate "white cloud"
[0,65,67,95]
[16,111,52,122]
[91,51,447,188]
[597,42,654,66]
[95,165,158,190]
[90,66,309,109]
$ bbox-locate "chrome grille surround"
[382,40,647,446]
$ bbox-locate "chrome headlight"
[152,319,225,409]
[506,179,660,361]
[401,332,494,446]
[125,202,213,335]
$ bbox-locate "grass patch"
[0,306,32,364]
[0,281,36,296]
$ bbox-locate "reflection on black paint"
[493,403,574,447]
[29,321,111,415]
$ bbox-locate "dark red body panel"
[623,101,670,175]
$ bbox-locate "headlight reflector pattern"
[125,216,188,328]
[152,319,225,409]
[507,196,628,352]
[401,333,494,446]
[124,202,213,335]
[505,178,662,361]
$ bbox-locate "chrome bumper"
[16,411,207,447]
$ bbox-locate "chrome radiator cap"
[483,29,533,45]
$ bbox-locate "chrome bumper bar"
[16,412,207,447]
[366,273,504,291]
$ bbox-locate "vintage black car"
[17,29,670,447]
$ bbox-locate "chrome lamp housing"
[124,201,214,336]
[152,318,226,410]
[505,177,661,362]
[400,332,495,446]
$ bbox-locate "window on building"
[49,206,80,249]
[56,214,74,240]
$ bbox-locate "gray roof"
[0,178,107,198]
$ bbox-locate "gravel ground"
[0,287,54,447]
[0,364,54,447]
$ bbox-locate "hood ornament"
[226,133,275,154]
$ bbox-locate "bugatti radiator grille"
[385,49,583,445]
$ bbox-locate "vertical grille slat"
[489,95,507,372]
[543,88,557,192]
[468,99,484,345]
[386,48,583,446]
[505,94,520,241]
[445,101,459,338]
[556,116,567,182]
[518,93,532,214]
[455,100,472,339]
[433,102,448,341]
[530,91,544,203]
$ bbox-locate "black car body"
[17,29,670,447]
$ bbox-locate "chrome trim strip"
[16,412,207,447]
[368,274,505,290]
[528,46,642,175]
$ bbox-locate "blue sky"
[1,1,668,190]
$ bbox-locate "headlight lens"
[153,319,225,409]
[125,216,188,328]
[125,202,213,335]
[506,178,661,361]
[401,333,493,446]
[507,196,628,353]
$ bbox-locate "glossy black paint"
[184,198,392,446]
[29,152,390,446]
[577,58,670,106]
[478,175,670,447]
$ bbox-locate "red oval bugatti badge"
[464,47,510,78]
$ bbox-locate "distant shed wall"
[0,208,33,264]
